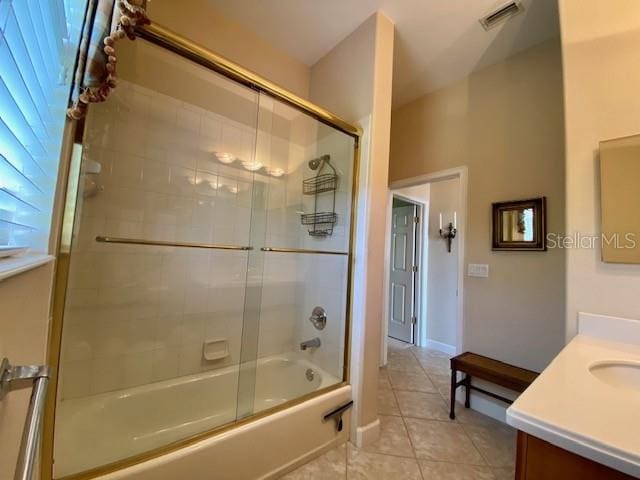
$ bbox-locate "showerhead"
[308,158,321,170]
[308,154,330,170]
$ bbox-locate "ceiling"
[207,0,560,108]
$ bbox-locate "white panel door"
[388,205,416,343]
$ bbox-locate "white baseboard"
[355,418,380,447]
[466,393,508,423]
[454,388,511,424]
[424,339,456,356]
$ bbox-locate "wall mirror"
[492,197,546,251]
[600,133,640,264]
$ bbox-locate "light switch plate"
[468,264,489,277]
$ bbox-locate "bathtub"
[54,353,347,478]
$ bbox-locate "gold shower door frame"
[42,21,362,480]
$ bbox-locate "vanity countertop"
[507,312,640,478]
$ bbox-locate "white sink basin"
[589,361,640,392]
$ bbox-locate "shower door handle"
[0,358,51,480]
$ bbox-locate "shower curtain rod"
[134,22,362,140]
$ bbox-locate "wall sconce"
[439,212,457,253]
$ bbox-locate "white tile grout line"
[386,349,446,479]
[344,440,348,480]
[407,343,517,474]
[388,343,497,471]
[392,389,427,480]
[411,347,516,471]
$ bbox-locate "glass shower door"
[237,93,356,417]
[53,31,358,480]
[53,39,261,477]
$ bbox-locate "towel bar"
[261,247,348,256]
[1,358,50,480]
[322,400,353,432]
[96,236,252,251]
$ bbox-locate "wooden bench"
[449,352,538,420]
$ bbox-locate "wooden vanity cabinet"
[515,431,636,480]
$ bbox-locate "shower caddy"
[300,154,338,237]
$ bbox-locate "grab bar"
[261,247,349,256]
[0,358,50,480]
[96,236,253,251]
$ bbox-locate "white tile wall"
[60,81,256,399]
[293,128,355,380]
[60,79,355,400]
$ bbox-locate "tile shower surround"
[60,80,353,399]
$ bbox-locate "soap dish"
[203,338,229,361]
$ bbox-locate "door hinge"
[411,316,417,325]
[412,265,418,273]
[413,216,420,224]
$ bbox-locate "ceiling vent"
[480,1,524,30]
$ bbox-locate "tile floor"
[280,339,516,480]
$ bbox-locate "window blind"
[0,0,85,251]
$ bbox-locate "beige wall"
[0,263,55,480]
[309,21,375,123]
[559,0,640,337]
[426,178,460,347]
[147,0,311,99]
[390,39,566,372]
[310,12,395,440]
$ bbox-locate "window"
[0,0,85,252]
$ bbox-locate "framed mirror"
[492,197,546,251]
[600,133,640,264]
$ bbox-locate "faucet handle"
[309,306,327,330]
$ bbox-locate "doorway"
[382,167,467,365]
[388,196,422,344]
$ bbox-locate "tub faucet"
[300,337,321,351]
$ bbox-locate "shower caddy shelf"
[301,154,338,237]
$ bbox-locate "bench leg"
[464,374,471,408]
[449,368,457,419]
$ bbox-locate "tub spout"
[300,337,321,351]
